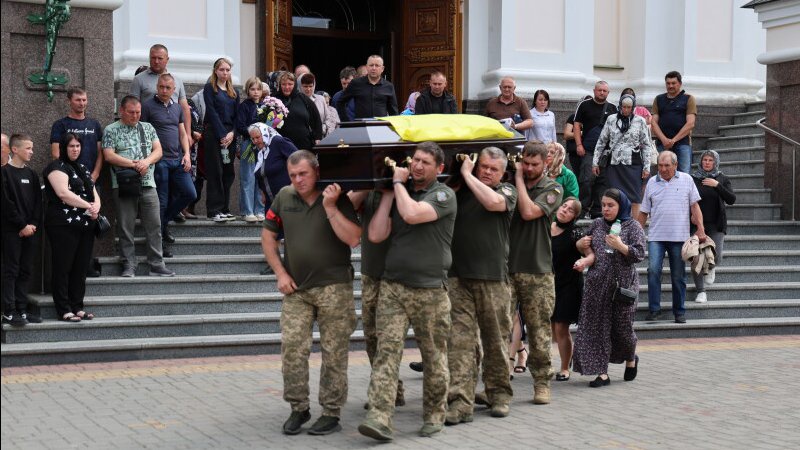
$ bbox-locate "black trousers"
[47,225,94,317]
[204,129,235,217]
[1,230,36,314]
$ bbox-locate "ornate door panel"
[266,0,293,72]
[400,0,461,110]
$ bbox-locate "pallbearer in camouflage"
[348,190,405,407]
[446,148,518,423]
[261,150,361,436]
[508,142,563,405]
[358,142,457,441]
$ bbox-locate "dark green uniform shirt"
[508,176,563,274]
[360,190,391,279]
[383,180,457,288]
[450,182,518,280]
[263,186,359,291]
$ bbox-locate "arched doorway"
[261,0,462,109]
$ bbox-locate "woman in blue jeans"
[236,76,266,222]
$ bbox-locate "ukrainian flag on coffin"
[378,114,513,142]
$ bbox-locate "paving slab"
[2,335,799,449]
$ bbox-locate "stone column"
[746,0,800,220]
[1,0,122,291]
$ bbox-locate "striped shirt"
[640,171,700,242]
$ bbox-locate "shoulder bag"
[115,123,150,197]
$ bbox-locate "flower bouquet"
[257,96,289,130]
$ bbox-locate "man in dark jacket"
[414,72,457,115]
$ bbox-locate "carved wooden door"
[400,0,462,110]
[266,0,293,72]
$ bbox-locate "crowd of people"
[1,42,737,443]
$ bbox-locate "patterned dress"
[572,218,646,375]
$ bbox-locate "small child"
[1,134,43,326]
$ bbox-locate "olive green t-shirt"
[359,190,391,279]
[263,186,359,291]
[508,177,563,274]
[450,182,518,280]
[383,181,457,288]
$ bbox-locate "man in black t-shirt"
[335,55,399,119]
[573,81,617,216]
[50,87,104,181]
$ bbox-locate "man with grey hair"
[335,55,398,119]
[130,44,192,145]
[638,150,706,324]
[484,77,533,133]
[262,149,361,436]
[446,146,518,424]
[573,80,617,217]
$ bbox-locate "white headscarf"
[250,122,281,175]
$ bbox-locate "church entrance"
[261,0,462,108]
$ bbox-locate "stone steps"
[724,203,782,220]
[706,134,764,150]
[692,146,766,163]
[635,266,800,285]
[745,101,765,112]
[718,123,762,137]
[731,110,765,125]
[3,316,799,367]
[725,173,767,189]
[729,189,772,204]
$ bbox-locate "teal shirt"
[102,120,159,189]
[554,166,579,200]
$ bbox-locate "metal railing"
[756,118,798,221]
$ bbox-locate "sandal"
[76,311,94,320]
[60,312,81,322]
[513,348,528,373]
[556,372,570,381]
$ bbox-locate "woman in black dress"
[273,71,322,150]
[550,197,584,381]
[43,133,100,322]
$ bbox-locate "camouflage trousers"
[361,275,404,399]
[366,280,451,429]
[280,282,356,417]
[447,278,513,414]
[510,272,556,387]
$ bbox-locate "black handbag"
[95,214,111,237]
[597,149,611,168]
[114,123,150,197]
[613,283,637,305]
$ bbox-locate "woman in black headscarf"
[273,71,322,150]
[550,197,584,382]
[43,133,101,322]
[573,188,645,387]
[690,150,736,303]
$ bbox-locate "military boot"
[533,385,551,404]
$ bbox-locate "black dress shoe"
[409,361,423,372]
[589,376,610,388]
[172,213,186,223]
[674,314,686,324]
[162,246,174,258]
[624,355,639,381]
[163,230,176,244]
[645,311,662,321]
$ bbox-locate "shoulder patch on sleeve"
[436,191,448,202]
[501,186,513,197]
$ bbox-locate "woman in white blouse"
[525,89,557,144]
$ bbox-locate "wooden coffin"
[314,118,527,190]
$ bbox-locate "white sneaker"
[224,213,236,221]
[704,268,716,285]
[244,214,259,223]
[212,213,228,223]
[695,292,707,303]
[256,214,265,221]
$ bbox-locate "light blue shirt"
[524,109,556,143]
[640,171,701,242]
